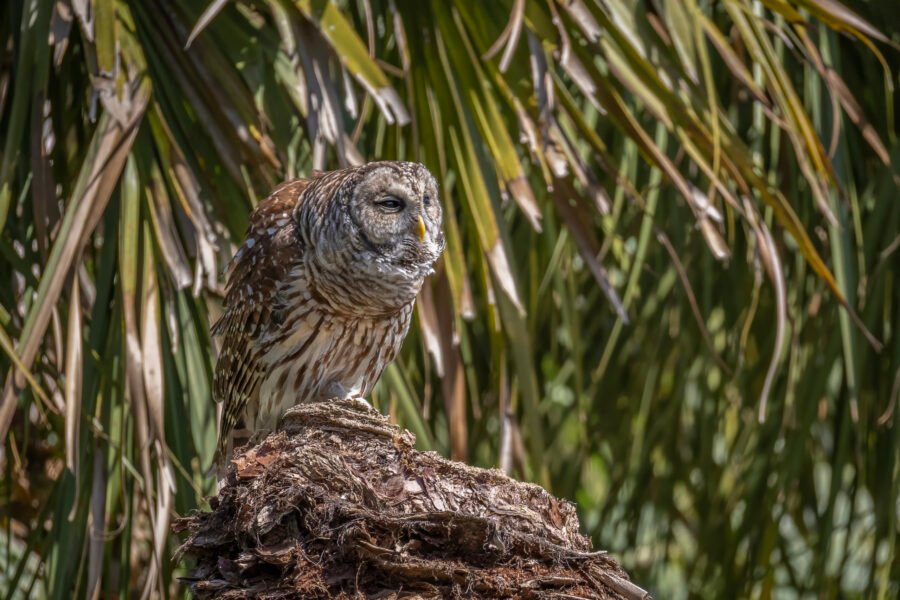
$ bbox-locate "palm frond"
[1,0,897,597]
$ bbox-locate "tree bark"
[174,399,649,599]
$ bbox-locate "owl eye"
[375,196,405,212]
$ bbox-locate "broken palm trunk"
[174,399,648,599]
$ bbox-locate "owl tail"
[210,432,234,485]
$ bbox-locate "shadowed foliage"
[0,0,898,598]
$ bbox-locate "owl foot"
[351,397,373,410]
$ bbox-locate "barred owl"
[212,161,444,460]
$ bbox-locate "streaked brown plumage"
[212,161,444,460]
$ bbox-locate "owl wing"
[211,179,310,459]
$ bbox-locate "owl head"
[297,161,445,312]
[343,161,444,274]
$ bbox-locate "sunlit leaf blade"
[0,1,897,598]
[296,0,410,125]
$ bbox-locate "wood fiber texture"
[174,400,648,599]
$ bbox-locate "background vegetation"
[1,0,898,597]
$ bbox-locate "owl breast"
[248,267,413,433]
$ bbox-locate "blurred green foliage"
[0,0,898,598]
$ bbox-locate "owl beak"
[416,215,427,242]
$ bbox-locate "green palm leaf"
[1,0,897,597]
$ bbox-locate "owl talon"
[352,397,373,410]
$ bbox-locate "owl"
[212,161,444,460]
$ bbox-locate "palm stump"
[174,399,648,599]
